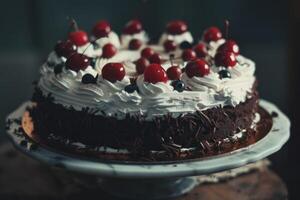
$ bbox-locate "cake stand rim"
[5,99,290,178]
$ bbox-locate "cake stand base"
[98,177,198,199]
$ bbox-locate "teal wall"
[0,0,288,53]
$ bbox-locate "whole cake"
[25,19,272,161]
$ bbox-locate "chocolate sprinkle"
[19,82,270,162]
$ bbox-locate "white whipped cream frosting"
[38,45,256,120]
[137,75,173,96]
[182,55,255,106]
[159,31,194,45]
[120,31,149,49]
[77,42,102,58]
[94,31,121,49]
[206,38,225,58]
[95,50,140,76]
[47,51,65,66]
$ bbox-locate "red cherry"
[193,43,207,58]
[203,27,222,43]
[185,59,210,78]
[129,39,142,50]
[163,40,177,52]
[65,53,90,72]
[92,20,111,38]
[68,30,89,46]
[149,53,162,64]
[141,47,154,59]
[135,57,149,74]
[214,51,237,67]
[54,40,77,58]
[166,20,188,35]
[167,66,182,80]
[102,43,117,58]
[144,64,168,83]
[102,63,126,83]
[217,40,239,55]
[123,19,142,35]
[182,49,197,61]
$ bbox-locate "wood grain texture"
[0,142,288,200]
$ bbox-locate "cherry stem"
[67,17,79,31]
[224,20,229,39]
[169,54,175,65]
[82,42,93,55]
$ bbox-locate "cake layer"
[29,84,258,155]
[22,105,271,162]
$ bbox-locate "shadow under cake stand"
[5,100,290,199]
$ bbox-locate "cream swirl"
[95,50,140,74]
[94,31,121,49]
[182,55,256,107]
[136,75,173,96]
[98,75,130,93]
[47,51,65,66]
[182,72,222,91]
[158,31,193,45]
[120,31,149,49]
[206,38,225,57]
[77,43,102,58]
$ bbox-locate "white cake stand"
[5,100,290,199]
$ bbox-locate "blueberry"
[82,74,97,84]
[171,80,185,92]
[180,41,193,49]
[92,41,100,50]
[47,61,55,67]
[218,69,231,79]
[54,63,63,75]
[125,84,138,93]
[90,57,97,68]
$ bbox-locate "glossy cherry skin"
[54,40,77,58]
[193,43,207,58]
[182,49,197,61]
[203,27,222,43]
[92,20,111,38]
[68,30,89,46]
[167,66,182,80]
[129,39,142,50]
[185,59,210,78]
[135,57,149,74]
[214,51,237,67]
[217,40,239,55]
[102,62,126,83]
[149,53,162,64]
[123,19,142,34]
[163,40,177,52]
[102,43,117,58]
[166,20,188,35]
[144,64,168,83]
[141,47,155,59]
[65,53,90,72]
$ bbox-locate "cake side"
[27,19,262,161]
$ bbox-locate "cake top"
[38,19,256,120]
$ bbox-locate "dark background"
[1,0,299,199]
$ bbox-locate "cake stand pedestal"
[5,100,290,199]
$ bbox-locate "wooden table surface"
[0,142,288,200]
